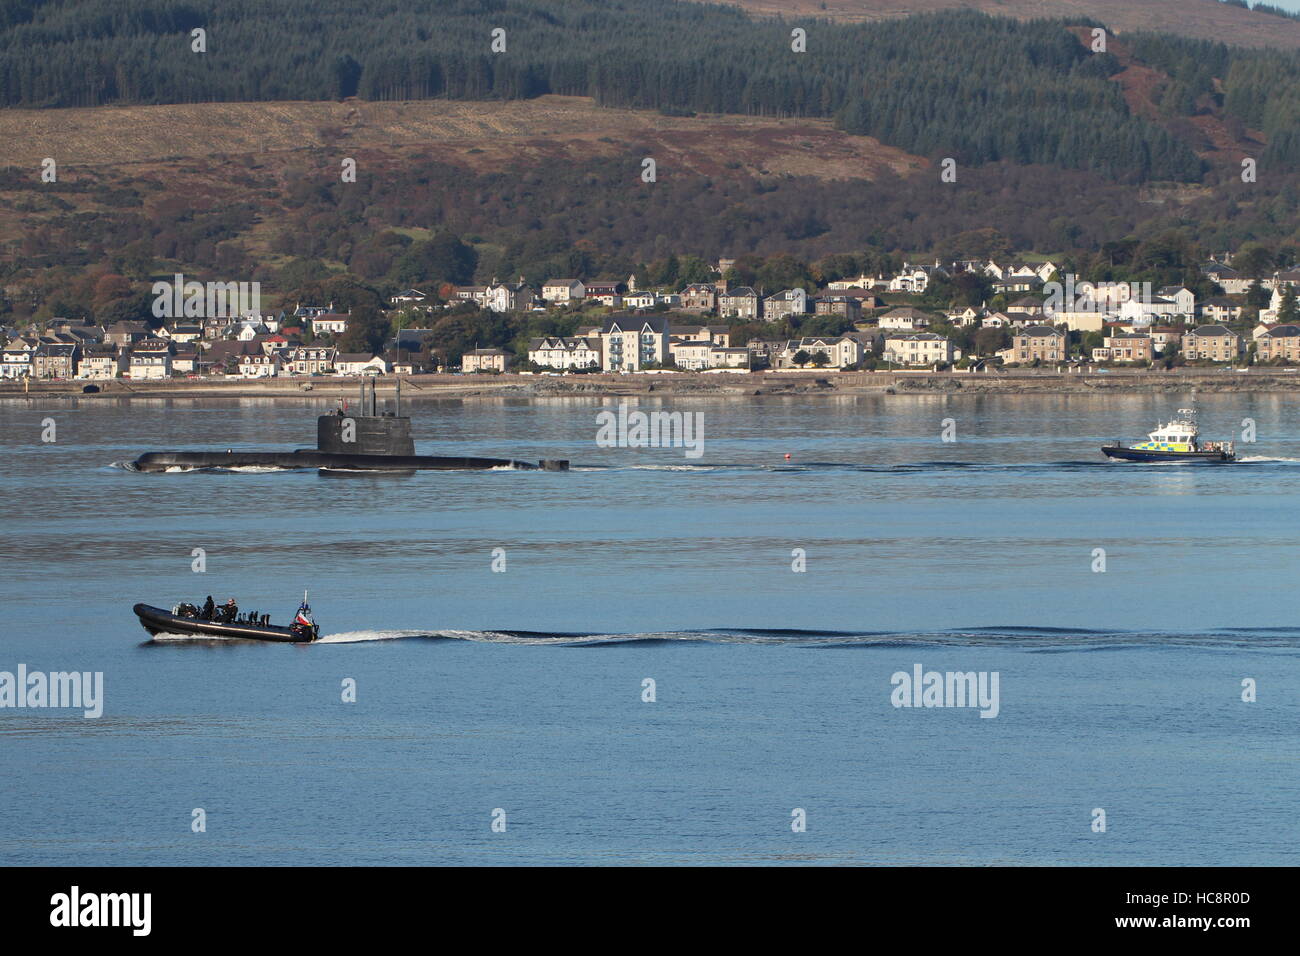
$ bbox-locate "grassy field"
[0,95,922,179]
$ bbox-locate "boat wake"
[109,459,298,474]
[315,629,436,644]
[112,456,1300,474]
[296,625,1300,650]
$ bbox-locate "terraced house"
[1004,326,1068,364]
[1099,332,1154,363]
[669,339,749,370]
[680,284,717,313]
[812,294,863,323]
[762,288,808,322]
[1182,326,1242,362]
[1255,324,1300,362]
[717,286,761,320]
[32,342,80,379]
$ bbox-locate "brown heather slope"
[0,95,922,179]
[1060,26,1266,166]
[715,0,1300,49]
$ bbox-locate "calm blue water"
[2,392,1298,865]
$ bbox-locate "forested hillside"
[714,0,1300,49]
[3,1,1296,181]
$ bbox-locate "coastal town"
[4,253,1300,383]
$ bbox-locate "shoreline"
[4,369,1300,400]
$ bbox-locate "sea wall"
[5,369,1300,400]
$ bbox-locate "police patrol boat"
[1101,408,1236,462]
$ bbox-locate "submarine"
[132,378,570,473]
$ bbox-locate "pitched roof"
[601,315,670,334]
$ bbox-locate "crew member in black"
[201,596,215,620]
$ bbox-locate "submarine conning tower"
[317,377,415,456]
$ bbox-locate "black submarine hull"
[133,603,316,642]
[131,379,570,473]
[132,449,567,472]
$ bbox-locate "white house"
[484,279,535,313]
[883,333,955,366]
[237,321,271,341]
[1201,262,1252,295]
[77,348,123,380]
[334,353,389,376]
[310,313,349,336]
[238,353,282,378]
[623,291,659,310]
[1118,295,1180,325]
[1,341,33,379]
[827,274,881,291]
[1158,286,1196,316]
[128,340,172,380]
[878,307,933,331]
[541,279,586,303]
[773,335,865,370]
[888,265,932,293]
[463,348,510,373]
[528,336,602,370]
